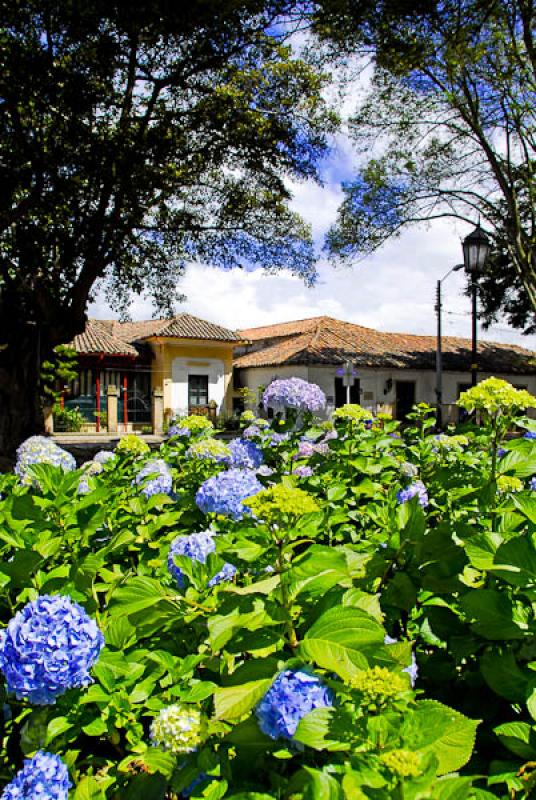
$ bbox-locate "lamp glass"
[462,225,491,273]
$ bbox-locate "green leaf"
[459,589,527,640]
[402,700,479,775]
[294,706,353,751]
[431,776,474,800]
[46,716,73,743]
[491,536,536,586]
[74,777,107,800]
[499,451,536,478]
[285,546,351,599]
[214,678,273,721]
[480,649,530,702]
[512,493,536,524]
[494,721,536,759]
[122,774,168,800]
[303,767,342,800]
[299,607,384,681]
[82,717,108,736]
[110,576,171,616]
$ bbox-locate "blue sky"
[91,117,535,349]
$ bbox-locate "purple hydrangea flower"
[530,476,536,491]
[294,465,314,478]
[243,425,262,439]
[134,459,173,498]
[497,448,508,459]
[271,432,290,445]
[396,481,428,507]
[524,432,536,440]
[228,438,264,470]
[195,469,263,520]
[168,530,236,589]
[256,669,333,740]
[1,750,71,799]
[296,440,315,459]
[313,442,329,456]
[323,429,338,442]
[15,436,76,486]
[263,378,326,414]
[0,595,104,705]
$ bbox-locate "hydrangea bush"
[2,380,536,798]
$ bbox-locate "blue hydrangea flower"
[531,476,536,491]
[134,459,173,498]
[524,432,536,440]
[263,378,326,414]
[497,447,508,458]
[15,436,76,486]
[0,595,104,705]
[228,438,264,470]
[167,425,191,439]
[168,530,236,589]
[195,469,263,520]
[396,481,428,507]
[1,750,71,799]
[93,450,115,465]
[294,465,314,478]
[256,669,333,740]
[256,465,274,477]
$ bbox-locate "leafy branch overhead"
[316,0,536,331]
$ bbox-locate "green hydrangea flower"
[116,435,151,457]
[457,378,536,416]
[254,418,271,429]
[351,667,408,711]
[150,703,207,754]
[240,410,256,422]
[434,434,469,450]
[176,415,214,434]
[497,474,523,494]
[380,749,422,778]
[333,403,371,422]
[244,485,319,523]
[187,438,231,462]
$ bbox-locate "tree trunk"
[0,325,47,469]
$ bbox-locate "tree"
[315,0,536,331]
[0,0,336,459]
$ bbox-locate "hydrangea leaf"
[302,767,342,800]
[402,700,479,775]
[480,650,530,703]
[299,607,385,681]
[512,493,536,524]
[491,537,536,587]
[459,589,527,640]
[214,677,273,720]
[293,706,354,751]
[494,722,536,760]
[285,546,351,599]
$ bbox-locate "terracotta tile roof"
[72,314,240,356]
[71,320,139,357]
[234,317,535,374]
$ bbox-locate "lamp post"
[435,264,464,428]
[461,224,491,387]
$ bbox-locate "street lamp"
[435,264,464,428]
[461,224,491,387]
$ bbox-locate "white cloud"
[89,163,535,350]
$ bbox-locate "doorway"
[395,380,416,420]
[335,377,360,407]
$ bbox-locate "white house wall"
[241,365,536,419]
[171,357,225,417]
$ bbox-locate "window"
[334,377,360,408]
[188,375,209,408]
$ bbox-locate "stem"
[276,535,298,649]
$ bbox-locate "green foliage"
[40,345,79,405]
[3,381,536,796]
[53,405,86,433]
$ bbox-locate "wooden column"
[95,372,101,432]
[123,374,128,431]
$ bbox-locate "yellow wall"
[148,337,236,418]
